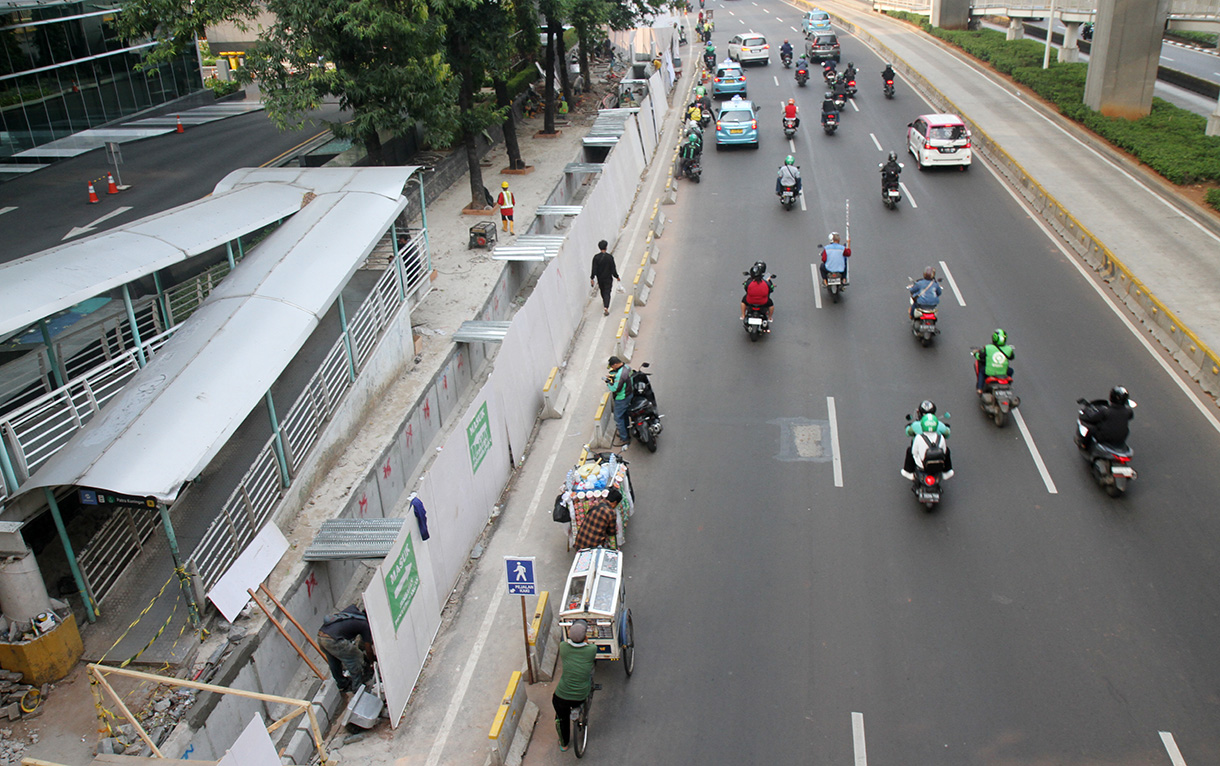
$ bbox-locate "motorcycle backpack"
[920,434,946,474]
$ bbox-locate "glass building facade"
[0,0,199,159]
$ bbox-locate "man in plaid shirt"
[574,488,621,549]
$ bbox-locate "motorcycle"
[823,67,837,86]
[972,349,1021,427]
[844,77,857,97]
[904,415,952,510]
[796,67,809,87]
[743,305,771,341]
[881,163,903,209]
[908,292,939,346]
[681,156,702,182]
[783,115,797,139]
[627,363,663,452]
[779,183,797,210]
[832,91,847,111]
[781,51,793,68]
[822,111,838,134]
[883,78,895,98]
[1074,398,1137,497]
[823,269,846,302]
[704,52,716,71]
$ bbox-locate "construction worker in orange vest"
[497,181,515,233]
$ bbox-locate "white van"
[906,113,973,170]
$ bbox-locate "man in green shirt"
[605,356,632,447]
[973,328,1014,394]
[553,620,598,751]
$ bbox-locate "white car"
[907,113,972,170]
[728,33,770,65]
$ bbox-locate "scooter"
[627,363,663,452]
[681,156,702,182]
[822,111,838,134]
[904,417,952,510]
[881,163,903,209]
[743,305,771,340]
[844,76,857,97]
[779,183,797,210]
[783,115,798,139]
[823,269,846,302]
[796,67,809,86]
[972,350,1021,428]
[1075,399,1137,497]
[781,51,793,68]
[908,301,938,346]
[823,67,837,86]
[832,91,847,111]
[883,78,895,98]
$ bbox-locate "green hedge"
[1207,188,1220,212]
[1167,30,1218,48]
[883,11,1220,185]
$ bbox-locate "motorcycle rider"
[819,232,851,285]
[882,63,896,83]
[1077,386,1135,450]
[908,400,950,436]
[794,55,810,83]
[694,85,712,115]
[780,39,794,63]
[843,61,857,82]
[741,261,775,322]
[775,155,802,196]
[831,74,848,107]
[822,59,837,79]
[973,328,1015,394]
[909,266,942,318]
[902,413,954,480]
[821,91,838,124]
[881,150,902,192]
[782,98,800,127]
[687,101,704,126]
[704,43,716,70]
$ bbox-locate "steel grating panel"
[303,518,405,561]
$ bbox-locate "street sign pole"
[521,595,535,684]
[505,556,537,684]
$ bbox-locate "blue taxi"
[714,97,759,149]
[711,62,747,99]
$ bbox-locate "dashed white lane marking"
[938,260,964,306]
[1013,409,1059,494]
[983,157,1220,436]
[0,206,16,216]
[810,263,822,308]
[900,181,917,208]
[852,712,867,766]
[828,396,843,487]
[774,75,780,86]
[1160,731,1188,766]
[850,99,860,112]
[789,137,795,153]
[1160,55,1175,61]
[775,16,784,22]
[791,25,799,33]
[869,132,882,151]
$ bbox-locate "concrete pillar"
[1207,98,1220,137]
[1058,22,1081,63]
[1083,0,1171,119]
[0,550,53,622]
[930,0,971,30]
[1006,18,1024,40]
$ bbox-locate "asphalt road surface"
[560,3,1220,764]
[0,102,346,262]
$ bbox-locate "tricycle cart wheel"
[621,610,635,677]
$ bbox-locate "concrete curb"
[832,5,1220,398]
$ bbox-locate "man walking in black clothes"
[590,240,620,316]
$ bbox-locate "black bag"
[483,185,496,208]
[921,434,947,473]
[552,493,571,523]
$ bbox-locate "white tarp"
[215,714,280,766]
[17,168,417,502]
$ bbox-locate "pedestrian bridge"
[873,0,1220,27]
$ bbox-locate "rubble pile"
[0,726,39,766]
[0,669,47,722]
[98,687,197,757]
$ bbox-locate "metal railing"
[189,230,431,591]
[871,0,1219,17]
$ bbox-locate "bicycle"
[571,680,602,758]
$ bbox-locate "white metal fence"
[189,230,430,591]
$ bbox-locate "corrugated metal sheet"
[452,321,512,343]
[303,518,406,561]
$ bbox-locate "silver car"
[728,33,770,65]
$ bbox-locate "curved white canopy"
[17,167,418,502]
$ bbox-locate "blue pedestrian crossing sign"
[505,556,536,595]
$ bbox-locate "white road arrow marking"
[63,206,132,240]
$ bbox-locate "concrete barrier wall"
[832,8,1220,398]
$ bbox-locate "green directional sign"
[385,535,420,631]
[466,401,493,475]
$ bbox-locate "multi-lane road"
[556,2,1220,763]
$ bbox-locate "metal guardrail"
[189,230,431,591]
[871,0,1219,18]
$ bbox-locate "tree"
[441,0,511,208]
[568,0,610,93]
[119,0,457,165]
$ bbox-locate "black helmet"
[917,400,937,417]
[1109,386,1129,406]
[888,151,897,162]
[749,261,766,279]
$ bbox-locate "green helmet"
[695,85,706,96]
[992,328,1007,346]
[706,43,714,52]
[920,414,939,433]
[687,133,699,144]
[784,155,795,165]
